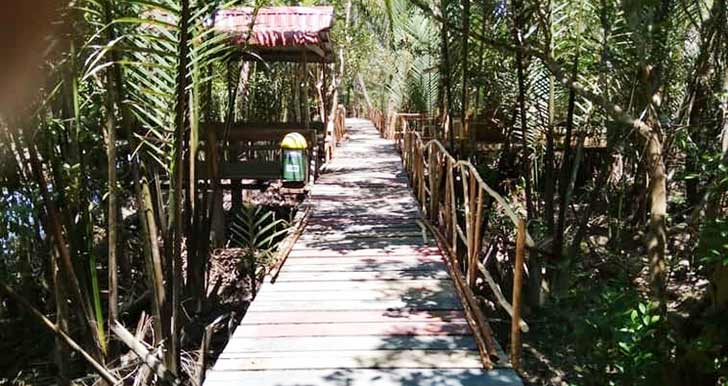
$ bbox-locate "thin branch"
[0,282,121,385]
[111,322,181,386]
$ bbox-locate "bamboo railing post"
[468,184,484,286]
[403,131,412,167]
[511,218,526,369]
[444,159,452,240]
[416,145,421,206]
[406,128,412,169]
[418,146,425,211]
[468,172,477,281]
[413,141,419,195]
[428,146,437,222]
[403,127,408,168]
[435,152,442,224]
[448,159,457,256]
[460,164,472,281]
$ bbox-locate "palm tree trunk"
[646,132,668,305]
[440,0,454,152]
[27,143,103,361]
[473,3,488,116]
[166,0,192,374]
[554,57,579,261]
[102,0,119,334]
[52,248,70,386]
[512,0,535,219]
[132,160,166,344]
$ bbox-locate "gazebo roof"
[214,6,335,63]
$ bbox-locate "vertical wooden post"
[511,218,526,369]
[206,128,225,247]
[448,159,457,256]
[418,147,425,211]
[460,164,472,281]
[428,147,437,222]
[443,159,451,237]
[413,136,418,187]
[468,185,484,286]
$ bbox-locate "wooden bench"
[198,160,282,180]
[199,121,324,181]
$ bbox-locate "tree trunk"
[26,142,103,361]
[52,249,70,386]
[132,160,166,346]
[680,0,726,208]
[460,0,470,155]
[102,0,119,333]
[641,0,672,309]
[440,0,454,151]
[357,73,372,109]
[167,0,191,374]
[512,0,535,219]
[646,130,668,307]
[554,57,579,261]
[473,3,488,116]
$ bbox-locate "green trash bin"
[281,132,308,183]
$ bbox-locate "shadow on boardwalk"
[203,118,521,386]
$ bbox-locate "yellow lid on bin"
[281,132,308,149]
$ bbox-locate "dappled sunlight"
[205,119,521,386]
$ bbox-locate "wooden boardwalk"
[205,119,522,386]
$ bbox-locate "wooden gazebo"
[201,6,344,243]
[200,6,339,181]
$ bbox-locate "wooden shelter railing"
[370,107,531,369]
[200,122,322,182]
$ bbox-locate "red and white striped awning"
[214,6,334,62]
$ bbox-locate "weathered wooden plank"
[297,232,428,242]
[231,321,472,338]
[294,238,435,250]
[223,335,478,352]
[308,210,422,220]
[309,196,418,205]
[240,309,465,324]
[258,279,454,292]
[268,270,452,282]
[306,218,421,226]
[305,224,424,234]
[288,246,441,257]
[253,288,456,302]
[310,185,413,193]
[205,369,523,386]
[278,261,447,272]
[246,298,462,312]
[281,256,443,266]
[212,350,483,370]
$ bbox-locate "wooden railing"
[373,108,531,370]
[333,105,347,147]
[368,108,386,137]
[325,104,347,162]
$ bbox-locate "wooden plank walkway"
[205,119,522,386]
